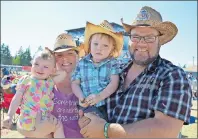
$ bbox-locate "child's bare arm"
[71,80,84,101]
[99,74,119,100]
[7,90,23,118]
[3,90,23,129]
[52,70,66,84]
[72,80,89,107]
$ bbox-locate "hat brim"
[53,47,79,53]
[122,21,178,45]
[1,83,10,90]
[84,22,124,57]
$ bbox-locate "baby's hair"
[88,33,120,58]
[32,48,55,66]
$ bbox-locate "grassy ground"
[0,100,197,138]
[181,100,197,138]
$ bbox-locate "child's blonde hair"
[88,33,120,58]
[32,48,55,67]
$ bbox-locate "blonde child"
[2,48,66,138]
[71,20,123,120]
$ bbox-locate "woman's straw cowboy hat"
[122,6,178,45]
[84,20,124,58]
[53,33,79,53]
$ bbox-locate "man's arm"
[80,111,183,138]
[108,111,183,138]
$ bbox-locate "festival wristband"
[104,122,110,138]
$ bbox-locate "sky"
[1,1,197,66]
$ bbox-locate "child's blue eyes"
[34,63,48,68]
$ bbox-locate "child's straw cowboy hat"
[84,20,124,57]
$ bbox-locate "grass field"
[0,100,197,138]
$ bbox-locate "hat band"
[53,45,75,51]
[136,24,150,26]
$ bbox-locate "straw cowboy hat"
[1,75,13,90]
[53,33,79,53]
[84,20,124,58]
[122,6,178,45]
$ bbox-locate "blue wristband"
[104,122,110,138]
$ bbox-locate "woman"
[15,33,83,138]
[50,33,83,138]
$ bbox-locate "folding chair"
[0,92,20,124]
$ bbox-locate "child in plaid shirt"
[71,20,123,120]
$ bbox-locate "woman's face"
[55,50,78,74]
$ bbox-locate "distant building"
[65,21,131,61]
[183,65,198,79]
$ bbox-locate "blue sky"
[1,1,197,66]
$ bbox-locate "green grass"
[181,100,197,138]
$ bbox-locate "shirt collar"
[84,54,113,67]
[122,55,162,74]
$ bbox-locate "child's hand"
[86,94,101,106]
[52,70,67,84]
[79,98,89,108]
[2,116,13,129]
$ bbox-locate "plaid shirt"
[71,54,121,107]
[107,56,192,124]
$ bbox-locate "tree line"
[1,43,43,66]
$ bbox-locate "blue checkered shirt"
[107,56,192,124]
[71,54,121,107]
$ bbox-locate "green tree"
[12,56,21,65]
[33,46,43,58]
[1,43,12,65]
[23,46,32,66]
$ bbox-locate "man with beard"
[78,6,192,138]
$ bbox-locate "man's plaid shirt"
[107,56,192,124]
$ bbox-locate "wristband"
[104,122,110,138]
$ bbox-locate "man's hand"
[80,113,106,138]
[2,116,13,129]
[78,110,91,129]
[86,94,101,106]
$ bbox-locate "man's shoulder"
[159,58,187,78]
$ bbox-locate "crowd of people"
[1,6,193,138]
